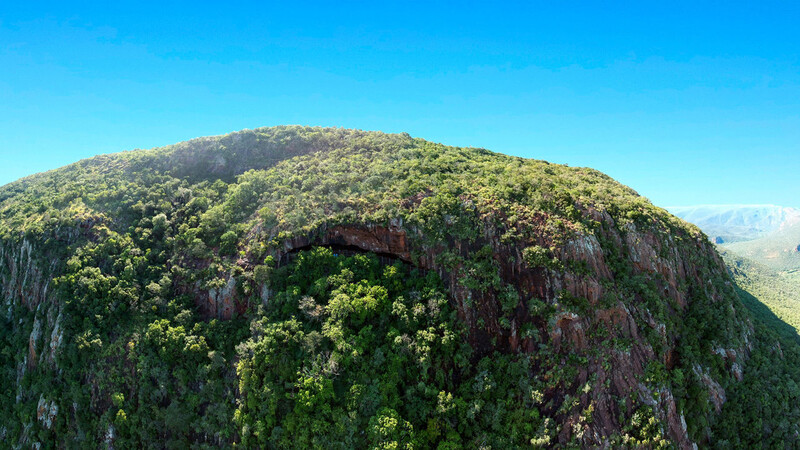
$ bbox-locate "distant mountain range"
[669,204,800,273]
[667,204,800,244]
[725,221,800,272]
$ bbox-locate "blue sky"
[1,1,798,207]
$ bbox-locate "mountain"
[1,126,799,448]
[667,204,800,244]
[667,204,800,270]
[724,221,800,272]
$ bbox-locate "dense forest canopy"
[1,126,799,448]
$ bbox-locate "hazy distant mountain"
[725,221,800,271]
[669,204,800,272]
[667,204,800,243]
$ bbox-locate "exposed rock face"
[48,312,63,364]
[36,395,58,430]
[655,388,694,450]
[0,126,782,450]
[714,346,750,382]
[1,240,66,377]
[196,223,413,319]
[1,219,92,373]
[1,239,54,311]
[28,317,42,370]
[281,222,412,263]
[206,277,238,319]
[104,424,116,449]
[695,366,727,413]
[731,362,743,382]
[0,222,96,449]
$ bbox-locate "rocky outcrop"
[36,395,58,430]
[695,365,727,414]
[206,277,238,319]
[280,221,412,264]
[1,237,73,374]
[714,345,751,382]
[28,316,42,370]
[195,223,413,319]
[48,311,63,364]
[0,224,97,450]
[0,239,54,311]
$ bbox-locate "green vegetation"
[710,258,800,447]
[721,249,800,334]
[235,247,550,448]
[0,125,799,447]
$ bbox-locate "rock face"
[36,395,58,430]
[280,223,413,263]
[205,276,238,319]
[1,239,53,312]
[1,239,66,373]
[0,221,95,445]
[35,213,745,448]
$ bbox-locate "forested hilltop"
[1,126,798,448]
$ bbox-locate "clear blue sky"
[1,1,798,207]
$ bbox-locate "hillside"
[0,126,797,448]
[721,249,800,335]
[667,205,800,244]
